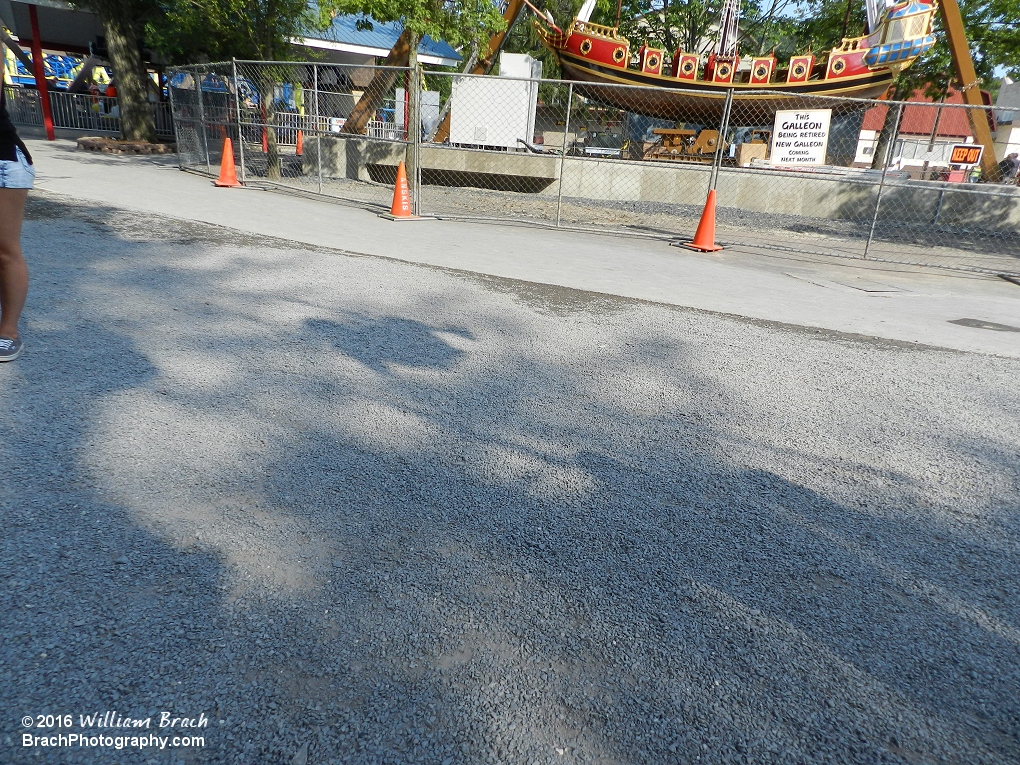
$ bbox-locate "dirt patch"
[77,136,176,154]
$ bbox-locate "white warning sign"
[770,109,831,165]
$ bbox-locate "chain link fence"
[170,60,1020,277]
[172,61,414,212]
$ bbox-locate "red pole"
[28,5,55,141]
[261,103,268,153]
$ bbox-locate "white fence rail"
[3,87,175,137]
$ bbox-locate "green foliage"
[739,0,805,58]
[591,0,723,54]
[505,0,585,79]
[73,0,159,29]
[146,0,506,66]
[892,0,1020,98]
[786,0,865,56]
[137,0,1020,95]
[581,0,821,58]
[745,0,1020,97]
[145,0,317,63]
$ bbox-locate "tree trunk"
[260,76,281,180]
[341,31,411,135]
[100,6,155,142]
[406,32,420,212]
[266,123,281,180]
[870,80,911,171]
[870,102,904,171]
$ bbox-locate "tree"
[75,0,315,142]
[74,0,160,141]
[504,0,583,80]
[591,0,723,55]
[325,0,506,201]
[146,0,315,63]
[146,0,316,178]
[578,0,805,61]
[739,0,802,57]
[791,0,1020,98]
[892,0,1020,99]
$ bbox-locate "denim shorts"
[0,147,34,189]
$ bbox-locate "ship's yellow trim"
[834,36,867,52]
[571,20,629,42]
[558,50,894,96]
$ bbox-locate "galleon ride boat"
[534,0,938,121]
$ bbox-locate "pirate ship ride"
[535,0,938,121]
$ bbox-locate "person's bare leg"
[0,188,29,340]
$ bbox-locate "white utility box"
[395,89,441,138]
[449,52,542,150]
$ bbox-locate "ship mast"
[864,0,885,34]
[716,0,741,57]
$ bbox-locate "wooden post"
[939,0,998,179]
[28,4,55,140]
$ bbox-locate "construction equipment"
[645,127,726,162]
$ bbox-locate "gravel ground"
[2,192,1019,765]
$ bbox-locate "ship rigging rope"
[715,0,741,57]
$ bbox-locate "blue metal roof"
[304,14,461,63]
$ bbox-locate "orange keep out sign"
[949,145,983,166]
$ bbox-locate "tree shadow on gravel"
[305,316,471,374]
[2,194,1018,765]
[1,204,234,765]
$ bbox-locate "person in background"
[0,72,33,361]
[103,79,119,117]
[1000,152,1020,184]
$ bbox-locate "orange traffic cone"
[295,129,303,156]
[214,137,242,188]
[379,161,421,221]
[681,189,723,252]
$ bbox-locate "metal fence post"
[708,88,734,193]
[167,72,183,170]
[85,86,97,133]
[865,102,903,258]
[195,67,210,172]
[413,65,422,216]
[313,64,322,195]
[555,83,574,228]
[232,59,247,183]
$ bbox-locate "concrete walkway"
[24,136,1020,358]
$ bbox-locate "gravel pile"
[2,192,1018,764]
